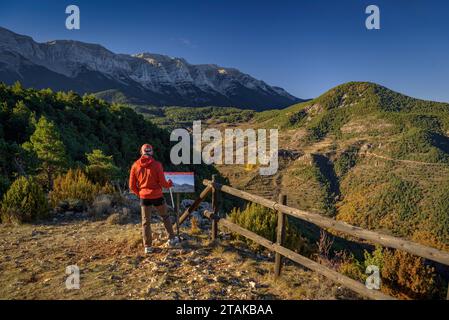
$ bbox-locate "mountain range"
[0,26,301,110]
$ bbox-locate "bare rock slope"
[0,26,301,109]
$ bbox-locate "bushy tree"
[1,176,49,223]
[229,203,307,252]
[49,169,103,210]
[381,249,437,299]
[85,149,119,185]
[24,117,68,189]
[358,247,438,299]
[10,101,35,143]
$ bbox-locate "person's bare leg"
[155,203,175,239]
[141,206,152,248]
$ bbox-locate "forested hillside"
[208,82,449,298]
[131,105,255,131]
[250,82,449,251]
[0,82,219,198]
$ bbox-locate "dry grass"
[189,216,201,235]
[90,195,112,218]
[0,219,356,300]
[106,213,121,225]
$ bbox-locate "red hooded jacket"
[129,156,172,199]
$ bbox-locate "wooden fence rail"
[202,179,449,266]
[173,176,449,300]
[177,185,212,226]
[203,209,394,300]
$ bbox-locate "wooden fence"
[173,175,449,300]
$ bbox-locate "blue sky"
[1,0,448,102]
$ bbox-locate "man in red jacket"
[129,144,179,254]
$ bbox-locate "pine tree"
[11,100,35,142]
[85,149,119,184]
[25,117,68,189]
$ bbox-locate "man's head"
[140,144,154,156]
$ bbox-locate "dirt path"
[365,152,449,167]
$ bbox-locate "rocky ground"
[0,206,360,300]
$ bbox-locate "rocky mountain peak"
[0,26,301,109]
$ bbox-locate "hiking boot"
[166,236,181,247]
[144,246,154,254]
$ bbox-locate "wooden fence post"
[274,194,287,278]
[211,174,218,241]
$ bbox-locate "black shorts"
[140,197,166,207]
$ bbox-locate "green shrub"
[229,203,307,252]
[1,176,49,223]
[85,149,120,184]
[49,169,103,210]
[379,249,437,299]
[363,246,384,271]
[338,254,366,282]
[352,247,439,299]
